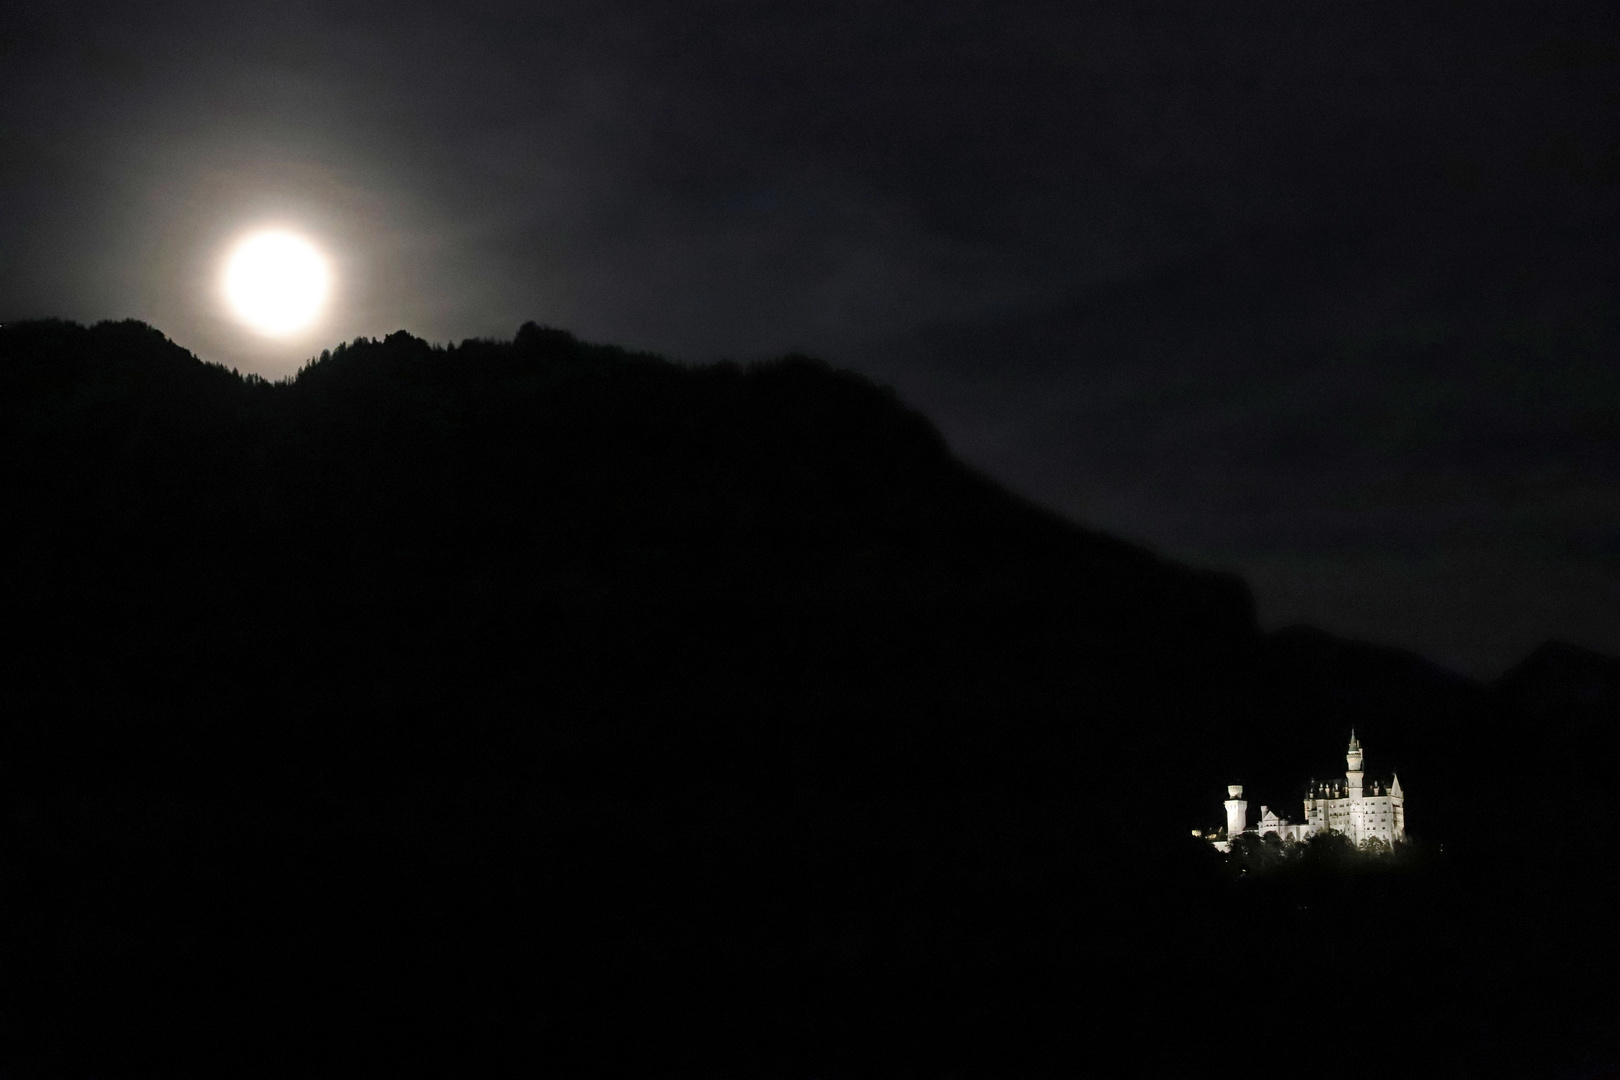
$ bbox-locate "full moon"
[221,230,332,337]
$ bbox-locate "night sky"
[2,0,1615,676]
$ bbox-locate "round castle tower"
[1224,785,1248,837]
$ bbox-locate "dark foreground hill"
[0,319,1614,1079]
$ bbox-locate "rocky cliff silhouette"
[0,319,1614,1079]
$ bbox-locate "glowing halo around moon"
[221,230,332,337]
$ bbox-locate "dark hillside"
[1487,642,1620,870]
[0,320,1614,1079]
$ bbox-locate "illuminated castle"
[1208,731,1405,851]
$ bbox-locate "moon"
[221,230,332,337]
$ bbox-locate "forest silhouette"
[0,319,1615,1078]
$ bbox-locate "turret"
[1346,730,1364,799]
[1224,785,1248,837]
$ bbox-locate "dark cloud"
[1,0,1615,673]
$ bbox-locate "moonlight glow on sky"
[222,231,332,337]
[1,1,1615,676]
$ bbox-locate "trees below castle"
[1225,829,1416,877]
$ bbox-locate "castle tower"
[1390,773,1406,840]
[1224,784,1248,837]
[1345,730,1364,799]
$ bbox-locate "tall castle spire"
[1345,730,1364,798]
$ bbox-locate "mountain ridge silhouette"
[0,317,1615,1079]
